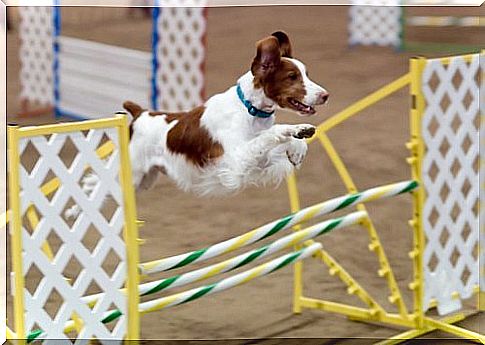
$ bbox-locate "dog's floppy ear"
[251,36,281,83]
[272,31,292,58]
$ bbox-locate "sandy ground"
[5,5,485,343]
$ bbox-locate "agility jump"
[5,52,483,344]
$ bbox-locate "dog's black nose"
[318,92,329,105]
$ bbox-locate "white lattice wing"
[421,54,480,315]
[154,2,207,111]
[19,6,54,109]
[348,0,402,47]
[18,128,128,343]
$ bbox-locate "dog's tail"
[123,101,145,122]
[114,101,145,124]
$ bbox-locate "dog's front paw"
[292,124,316,139]
[286,139,308,168]
[272,124,316,143]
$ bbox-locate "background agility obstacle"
[349,1,484,54]
[16,4,207,119]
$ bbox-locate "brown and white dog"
[66,31,328,218]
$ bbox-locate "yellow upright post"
[287,173,303,314]
[116,115,141,340]
[408,56,427,329]
[480,50,485,312]
[7,125,26,340]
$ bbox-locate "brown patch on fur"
[251,36,281,89]
[251,34,306,110]
[151,106,224,167]
[147,110,167,117]
[262,58,306,110]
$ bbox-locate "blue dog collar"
[236,83,274,118]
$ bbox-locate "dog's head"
[251,31,329,116]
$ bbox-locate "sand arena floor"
[5,5,484,343]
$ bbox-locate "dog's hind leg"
[64,172,100,218]
[138,165,166,190]
[285,138,308,169]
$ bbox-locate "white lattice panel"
[348,0,402,47]
[421,54,480,315]
[57,36,152,119]
[19,6,54,109]
[17,128,128,343]
[154,2,207,111]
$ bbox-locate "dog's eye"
[288,73,297,80]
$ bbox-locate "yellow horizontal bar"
[347,311,415,328]
[16,116,124,138]
[39,177,62,199]
[57,320,77,337]
[300,296,417,328]
[308,73,411,143]
[431,53,480,66]
[378,313,416,328]
[299,297,372,319]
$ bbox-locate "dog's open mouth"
[288,98,316,116]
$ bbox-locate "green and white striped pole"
[139,242,323,313]
[26,244,322,343]
[139,180,418,275]
[26,181,418,342]
[82,211,366,305]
